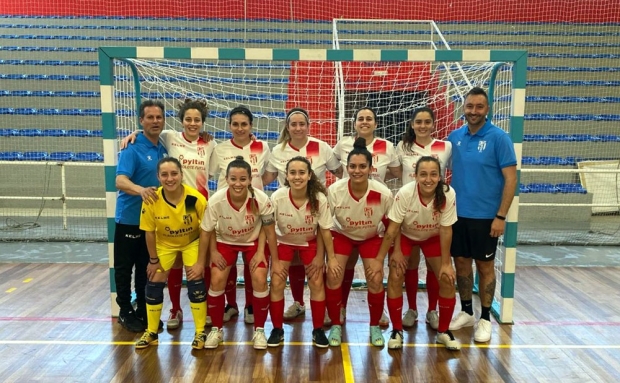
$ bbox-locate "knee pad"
[145,281,165,305]
[187,279,207,303]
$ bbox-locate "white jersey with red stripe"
[388,181,457,242]
[333,136,400,184]
[160,130,216,199]
[328,178,393,241]
[266,137,341,186]
[200,187,275,246]
[397,139,452,185]
[208,139,271,191]
[270,187,333,246]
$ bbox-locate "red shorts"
[400,235,441,258]
[214,242,270,268]
[278,241,318,265]
[331,230,383,259]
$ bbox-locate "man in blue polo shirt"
[446,87,517,343]
[114,100,168,332]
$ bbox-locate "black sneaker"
[118,312,145,333]
[267,328,285,347]
[135,310,164,333]
[312,328,329,348]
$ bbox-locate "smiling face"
[226,166,251,199]
[411,111,435,141]
[463,94,489,131]
[229,113,252,141]
[415,159,441,197]
[157,160,183,193]
[354,109,377,139]
[346,154,371,184]
[286,113,309,143]
[286,159,311,191]
[182,108,203,141]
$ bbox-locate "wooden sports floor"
[1,262,619,383]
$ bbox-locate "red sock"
[288,265,306,305]
[253,292,270,329]
[426,270,439,312]
[387,296,403,330]
[243,263,253,309]
[341,268,355,308]
[437,296,456,333]
[225,266,238,308]
[208,292,225,328]
[404,268,418,310]
[167,267,183,312]
[326,286,342,326]
[270,298,285,329]
[368,290,385,326]
[310,299,326,329]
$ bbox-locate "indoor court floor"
[1,243,620,382]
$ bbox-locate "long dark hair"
[402,107,435,153]
[226,155,258,215]
[284,156,327,216]
[415,156,450,213]
[346,137,373,167]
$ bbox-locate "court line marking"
[23,278,32,283]
[0,340,619,349]
[5,288,16,293]
[341,343,355,383]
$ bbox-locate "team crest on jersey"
[372,154,379,165]
[304,215,314,224]
[245,214,255,225]
[249,154,258,165]
[432,210,441,221]
[183,214,192,225]
[364,207,373,218]
[197,145,205,157]
[478,140,487,152]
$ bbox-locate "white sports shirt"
[266,137,341,186]
[397,139,452,185]
[200,187,274,246]
[334,136,400,184]
[388,181,457,242]
[208,139,271,191]
[270,187,333,246]
[328,178,393,241]
[160,130,216,198]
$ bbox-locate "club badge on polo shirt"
[477,141,487,152]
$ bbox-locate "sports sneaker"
[474,319,492,342]
[167,309,183,330]
[252,328,268,350]
[328,325,342,346]
[340,307,346,324]
[283,301,306,320]
[312,328,329,348]
[267,328,285,347]
[135,310,163,333]
[192,331,207,349]
[402,309,418,328]
[223,305,240,322]
[323,310,332,326]
[387,330,404,350]
[118,312,145,333]
[135,331,158,349]
[206,316,212,326]
[436,330,462,350]
[449,312,476,331]
[370,325,384,347]
[204,327,223,349]
[244,306,255,325]
[425,310,439,330]
[379,312,390,327]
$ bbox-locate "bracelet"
[495,214,506,221]
[149,258,160,264]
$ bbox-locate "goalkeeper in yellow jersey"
[135,157,209,349]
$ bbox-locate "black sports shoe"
[267,328,285,347]
[118,312,145,333]
[312,328,329,348]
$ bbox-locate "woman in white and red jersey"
[266,156,335,348]
[121,99,217,331]
[262,108,343,323]
[333,107,401,326]
[199,156,279,350]
[208,106,272,325]
[375,156,460,351]
[396,107,453,331]
[325,138,393,347]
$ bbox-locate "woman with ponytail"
[266,156,335,348]
[373,156,460,351]
[199,156,279,350]
[325,138,393,347]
